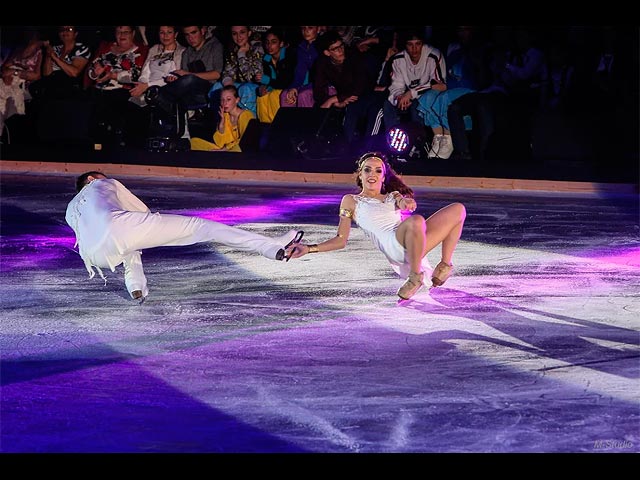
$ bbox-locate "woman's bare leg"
[396,202,466,268]
[424,202,466,264]
[395,215,427,273]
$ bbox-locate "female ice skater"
[66,171,303,301]
[286,151,466,300]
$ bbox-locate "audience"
[1,24,635,170]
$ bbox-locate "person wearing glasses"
[30,26,91,100]
[286,151,466,300]
[312,30,385,152]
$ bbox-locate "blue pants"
[417,88,474,131]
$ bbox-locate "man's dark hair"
[76,171,105,192]
[317,30,342,54]
[399,27,425,46]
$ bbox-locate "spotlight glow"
[386,127,410,153]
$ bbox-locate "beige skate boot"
[431,261,453,287]
[397,271,425,300]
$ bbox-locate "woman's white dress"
[353,192,431,279]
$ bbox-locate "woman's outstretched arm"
[288,194,355,259]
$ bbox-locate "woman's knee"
[451,202,467,220]
[297,88,314,107]
[407,214,427,231]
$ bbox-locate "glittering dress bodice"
[354,193,401,253]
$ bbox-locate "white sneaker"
[437,134,454,159]
[427,134,443,158]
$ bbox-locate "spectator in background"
[129,25,186,107]
[384,28,446,129]
[445,26,489,91]
[540,40,575,113]
[249,25,272,49]
[384,28,451,159]
[191,84,254,152]
[446,27,546,163]
[135,26,156,47]
[86,25,148,147]
[375,30,399,92]
[313,30,384,151]
[280,25,320,109]
[351,26,396,81]
[0,28,43,136]
[413,26,492,161]
[256,28,297,124]
[209,26,263,120]
[31,26,91,100]
[586,26,638,164]
[154,25,224,131]
[432,26,491,161]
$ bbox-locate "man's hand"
[397,92,412,110]
[431,80,447,92]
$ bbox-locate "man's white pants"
[95,212,290,298]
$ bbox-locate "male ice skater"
[65,171,303,301]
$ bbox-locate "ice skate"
[271,230,304,261]
[397,271,424,300]
[131,290,146,304]
[431,261,453,287]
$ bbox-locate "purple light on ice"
[1,233,77,271]
[177,195,340,224]
[577,245,640,268]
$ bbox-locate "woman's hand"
[285,88,297,105]
[400,197,417,212]
[286,243,309,259]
